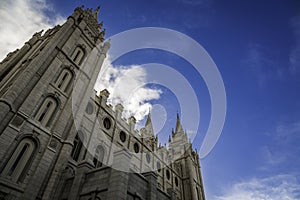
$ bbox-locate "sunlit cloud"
[95,56,162,122]
[0,0,64,60]
[261,120,300,168]
[214,174,300,200]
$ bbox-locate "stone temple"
[0,6,205,200]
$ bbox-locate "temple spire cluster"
[0,6,205,200]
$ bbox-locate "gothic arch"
[35,95,60,127]
[0,136,39,182]
[55,67,75,92]
[71,45,86,65]
[93,145,105,168]
[34,94,61,127]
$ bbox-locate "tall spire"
[175,112,184,134]
[144,110,154,136]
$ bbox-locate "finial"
[176,112,181,124]
[35,29,43,36]
[175,111,184,134]
[145,110,152,126]
[93,6,100,19]
[97,21,103,31]
[100,29,106,37]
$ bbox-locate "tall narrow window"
[35,97,58,127]
[55,69,73,92]
[71,47,85,65]
[93,145,105,168]
[71,132,84,162]
[2,138,36,182]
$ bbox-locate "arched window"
[35,97,58,127]
[2,138,36,182]
[55,68,73,92]
[71,46,85,65]
[93,145,105,168]
[71,132,84,162]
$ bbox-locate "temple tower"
[0,7,109,199]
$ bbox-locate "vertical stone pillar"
[187,157,198,200]
[143,171,158,200]
[128,116,136,132]
[115,103,124,119]
[67,160,94,200]
[106,149,132,200]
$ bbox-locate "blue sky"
[0,0,300,199]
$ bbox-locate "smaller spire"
[93,6,100,19]
[35,30,44,37]
[175,112,184,134]
[168,135,171,143]
[99,29,106,42]
[144,110,154,137]
[145,110,152,126]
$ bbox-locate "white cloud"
[214,174,300,200]
[95,56,162,122]
[217,119,300,200]
[289,15,300,73]
[0,0,64,60]
[245,43,285,87]
[261,120,300,168]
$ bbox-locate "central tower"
[0,6,109,199]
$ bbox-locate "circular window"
[157,162,161,172]
[119,131,126,142]
[103,117,111,130]
[146,153,151,163]
[85,102,94,115]
[134,143,139,153]
[175,177,179,187]
[166,169,170,180]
